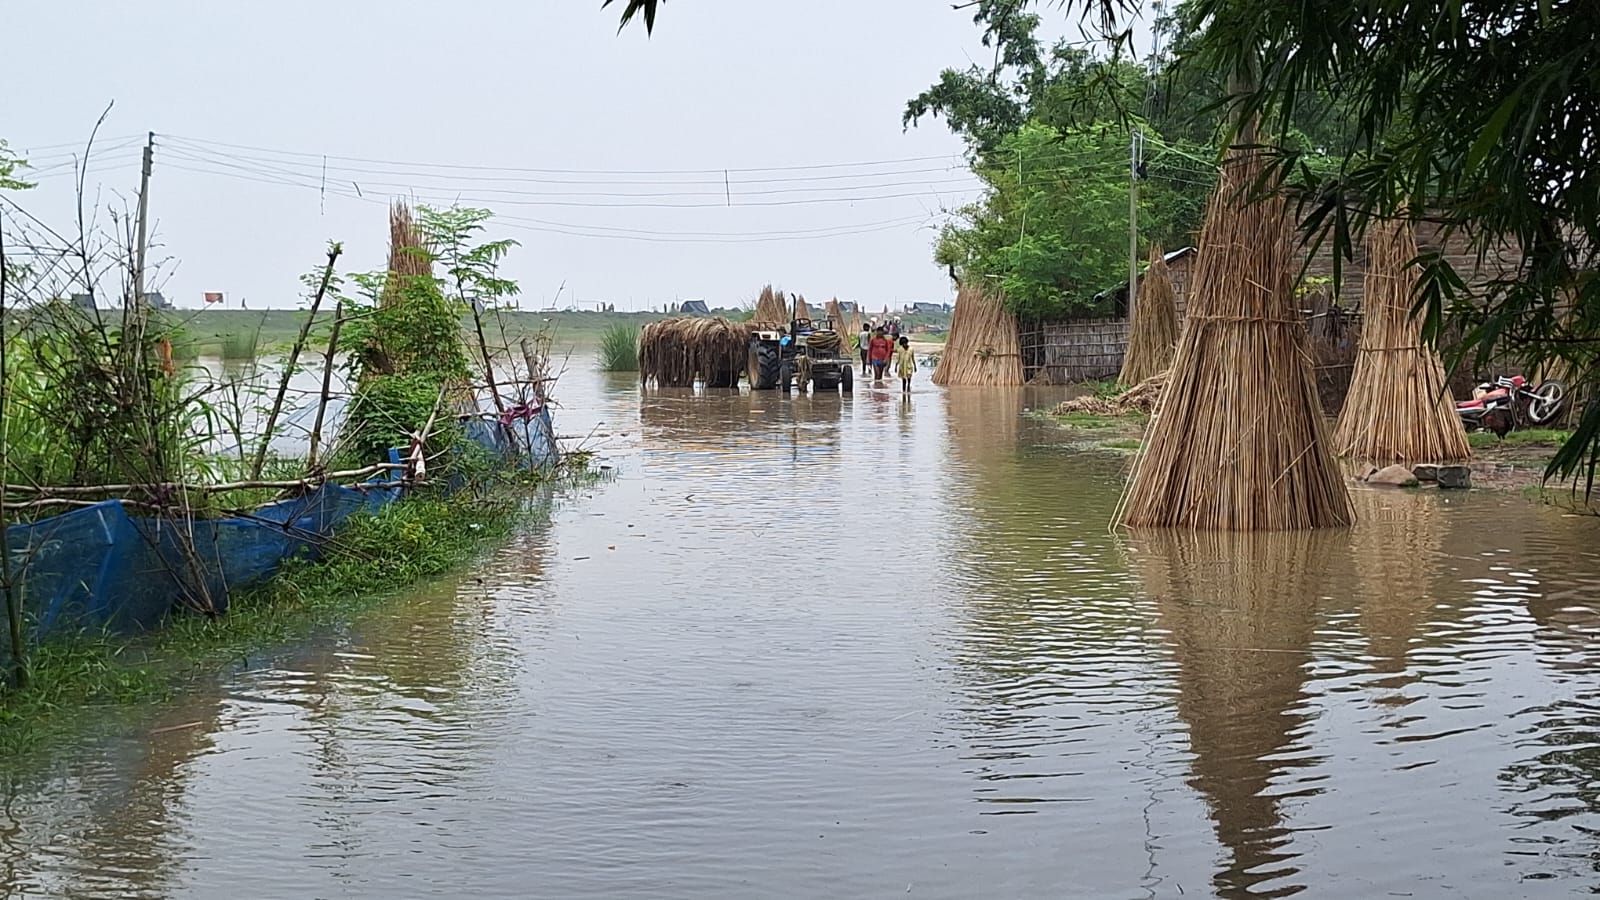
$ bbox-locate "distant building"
[145,291,172,310]
[70,293,96,311]
[677,299,710,315]
[1090,246,1197,318]
[905,301,952,314]
[836,301,859,314]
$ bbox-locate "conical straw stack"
[1119,149,1353,530]
[752,285,789,326]
[1120,245,1181,386]
[932,285,1023,386]
[1332,219,1471,463]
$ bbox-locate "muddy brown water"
[5,359,1600,898]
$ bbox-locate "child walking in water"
[868,329,894,383]
[895,336,915,393]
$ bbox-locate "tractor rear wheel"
[748,342,781,390]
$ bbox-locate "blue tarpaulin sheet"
[2,410,555,649]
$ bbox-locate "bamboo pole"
[0,207,25,686]
[306,287,348,473]
[2,463,403,498]
[254,244,342,480]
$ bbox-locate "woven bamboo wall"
[1022,318,1130,382]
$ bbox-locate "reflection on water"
[4,361,1600,898]
[1131,530,1333,898]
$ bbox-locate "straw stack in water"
[1332,219,1471,463]
[639,317,751,388]
[932,285,1023,386]
[842,304,863,340]
[752,285,789,326]
[1119,149,1353,530]
[1119,245,1181,386]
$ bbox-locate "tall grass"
[218,314,266,359]
[598,322,639,371]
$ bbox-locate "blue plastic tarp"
[2,411,551,650]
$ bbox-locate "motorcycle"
[1454,375,1567,435]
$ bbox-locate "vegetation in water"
[598,323,640,371]
[0,489,536,754]
[1055,412,1129,430]
[217,313,265,359]
[1468,429,1572,451]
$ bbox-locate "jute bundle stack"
[1119,149,1353,530]
[1119,245,1181,386]
[931,285,1022,386]
[752,285,789,326]
[639,317,751,387]
[1331,218,1471,463]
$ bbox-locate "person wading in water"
[868,328,894,383]
[894,335,916,393]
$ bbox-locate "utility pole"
[1127,129,1143,324]
[133,131,154,306]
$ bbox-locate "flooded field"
[5,358,1600,898]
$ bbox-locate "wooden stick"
[0,205,26,686]
[254,244,341,480]
[2,463,402,497]
[306,291,347,472]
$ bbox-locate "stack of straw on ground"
[1119,245,1181,386]
[1118,146,1353,531]
[931,285,1023,386]
[752,285,790,326]
[1331,219,1471,463]
[639,318,750,388]
[1055,371,1169,417]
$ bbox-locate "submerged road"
[6,358,1600,898]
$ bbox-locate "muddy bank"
[1041,406,1586,502]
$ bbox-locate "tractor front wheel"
[749,342,781,390]
[778,360,793,393]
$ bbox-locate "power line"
[159,159,983,210]
[160,138,969,187]
[163,132,968,177]
[158,147,985,200]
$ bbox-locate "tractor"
[747,296,854,394]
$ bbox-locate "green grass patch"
[0,490,531,754]
[1468,428,1571,450]
[597,322,640,371]
[1100,438,1143,451]
[1056,413,1127,430]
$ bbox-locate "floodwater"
[5,357,1600,899]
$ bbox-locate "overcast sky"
[6,1,1148,311]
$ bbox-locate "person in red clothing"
[868,328,894,382]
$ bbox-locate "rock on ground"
[1366,464,1421,488]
